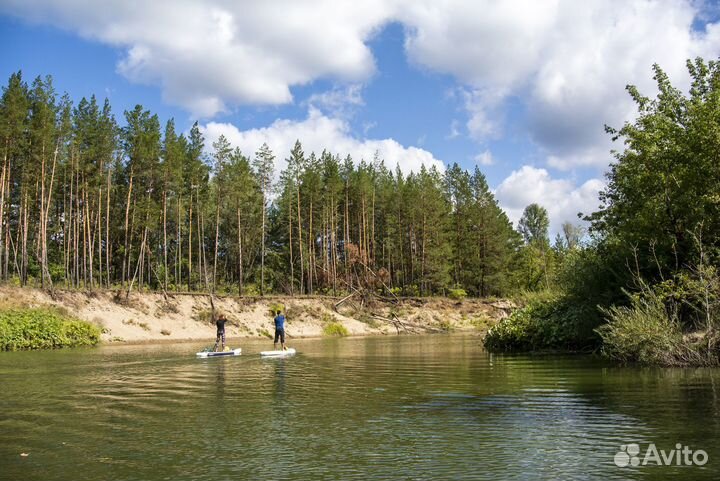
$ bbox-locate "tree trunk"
[188,190,193,291]
[261,190,266,295]
[308,198,314,294]
[237,207,243,296]
[213,199,220,293]
[163,189,168,291]
[296,181,304,295]
[122,169,134,287]
[106,167,111,287]
[0,143,7,280]
[288,194,294,295]
[176,196,181,291]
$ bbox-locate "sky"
[1,0,720,236]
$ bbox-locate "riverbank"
[0,287,513,346]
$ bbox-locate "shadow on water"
[0,334,718,480]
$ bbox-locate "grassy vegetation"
[268,302,285,316]
[448,288,467,300]
[0,307,101,351]
[596,283,720,366]
[322,322,349,337]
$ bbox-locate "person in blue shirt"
[273,310,287,351]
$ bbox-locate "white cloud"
[4,0,720,170]
[462,87,508,141]
[306,84,365,119]
[399,0,720,169]
[474,150,494,166]
[200,108,445,178]
[495,165,605,237]
[447,119,461,139]
[1,0,393,117]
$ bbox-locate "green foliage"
[268,302,285,316]
[322,322,349,337]
[596,290,683,365]
[448,288,467,300]
[484,295,599,352]
[445,164,519,297]
[591,59,720,296]
[0,308,100,351]
[404,285,420,297]
[518,203,550,246]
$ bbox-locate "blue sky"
[1,0,719,234]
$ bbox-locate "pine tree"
[253,143,274,295]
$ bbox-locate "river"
[1,334,718,480]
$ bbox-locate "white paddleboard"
[260,348,296,357]
[196,348,242,358]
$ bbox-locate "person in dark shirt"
[273,310,287,351]
[213,313,229,352]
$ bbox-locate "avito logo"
[614,443,708,467]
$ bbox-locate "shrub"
[596,292,683,364]
[484,294,599,352]
[0,308,101,351]
[448,288,467,300]
[268,302,285,316]
[323,322,349,337]
[404,284,420,297]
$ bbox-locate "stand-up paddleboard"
[260,348,296,357]
[196,348,242,358]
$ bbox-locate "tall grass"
[597,292,683,364]
[597,286,720,366]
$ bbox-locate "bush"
[322,322,349,337]
[269,302,285,316]
[0,308,101,351]
[596,292,683,365]
[448,288,467,300]
[484,294,599,352]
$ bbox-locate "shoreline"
[103,327,486,347]
[0,286,512,346]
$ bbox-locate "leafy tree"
[518,203,550,246]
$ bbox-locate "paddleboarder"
[213,313,229,352]
[273,310,287,351]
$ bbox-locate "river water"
[1,334,718,480]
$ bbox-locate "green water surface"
[1,334,718,480]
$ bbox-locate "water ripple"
[1,335,719,480]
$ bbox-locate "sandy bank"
[0,287,514,344]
